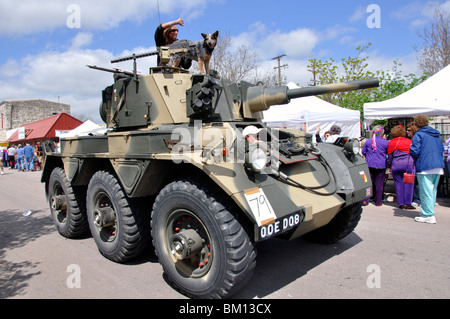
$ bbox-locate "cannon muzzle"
[243,78,379,116]
[287,78,379,99]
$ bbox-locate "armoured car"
[41,45,378,298]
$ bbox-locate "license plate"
[259,212,301,241]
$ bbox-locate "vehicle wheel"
[302,201,363,244]
[86,170,150,263]
[151,179,256,299]
[47,167,88,238]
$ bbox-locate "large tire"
[47,167,88,238]
[151,179,256,299]
[86,170,150,263]
[302,202,363,244]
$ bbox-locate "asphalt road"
[1,169,449,300]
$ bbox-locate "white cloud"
[367,51,421,77]
[322,25,357,41]
[282,59,312,87]
[0,0,214,36]
[0,32,159,122]
[392,0,450,28]
[349,6,366,23]
[410,18,428,28]
[71,32,93,49]
[231,22,320,60]
[0,58,22,78]
[0,0,65,35]
[262,29,319,59]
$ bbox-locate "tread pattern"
[48,167,88,238]
[152,179,256,299]
[87,170,150,263]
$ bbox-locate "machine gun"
[87,65,135,77]
[88,40,194,81]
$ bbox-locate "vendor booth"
[363,65,450,124]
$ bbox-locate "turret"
[89,47,379,130]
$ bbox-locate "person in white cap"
[242,125,262,144]
[236,125,263,162]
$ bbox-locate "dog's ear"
[201,33,207,39]
[213,31,219,39]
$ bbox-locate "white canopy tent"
[263,82,362,140]
[56,120,105,138]
[364,65,450,124]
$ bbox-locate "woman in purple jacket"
[362,125,389,206]
[387,125,415,209]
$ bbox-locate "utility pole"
[272,54,288,86]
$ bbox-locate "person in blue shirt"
[409,115,445,224]
[15,144,25,171]
[23,143,35,171]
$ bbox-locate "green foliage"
[306,43,427,121]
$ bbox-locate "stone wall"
[0,99,70,142]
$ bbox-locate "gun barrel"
[111,51,159,64]
[87,65,134,76]
[287,78,379,100]
[245,77,379,115]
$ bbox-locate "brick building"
[0,99,70,142]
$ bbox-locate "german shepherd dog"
[171,31,219,74]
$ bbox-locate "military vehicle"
[41,44,378,299]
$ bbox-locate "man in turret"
[154,18,192,69]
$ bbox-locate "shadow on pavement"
[0,209,54,298]
[233,232,362,299]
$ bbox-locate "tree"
[415,4,450,77]
[307,58,338,87]
[372,60,427,102]
[306,44,427,121]
[189,33,258,82]
[306,44,378,111]
[190,33,278,86]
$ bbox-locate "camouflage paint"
[42,68,377,242]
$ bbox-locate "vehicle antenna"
[156,0,161,24]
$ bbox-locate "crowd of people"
[360,115,446,224]
[316,114,448,224]
[0,142,43,174]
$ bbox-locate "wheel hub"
[93,206,116,228]
[51,195,67,211]
[170,229,203,260]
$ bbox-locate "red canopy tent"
[6,113,83,144]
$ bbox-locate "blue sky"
[0,0,448,123]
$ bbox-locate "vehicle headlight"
[245,147,269,173]
[344,138,360,156]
